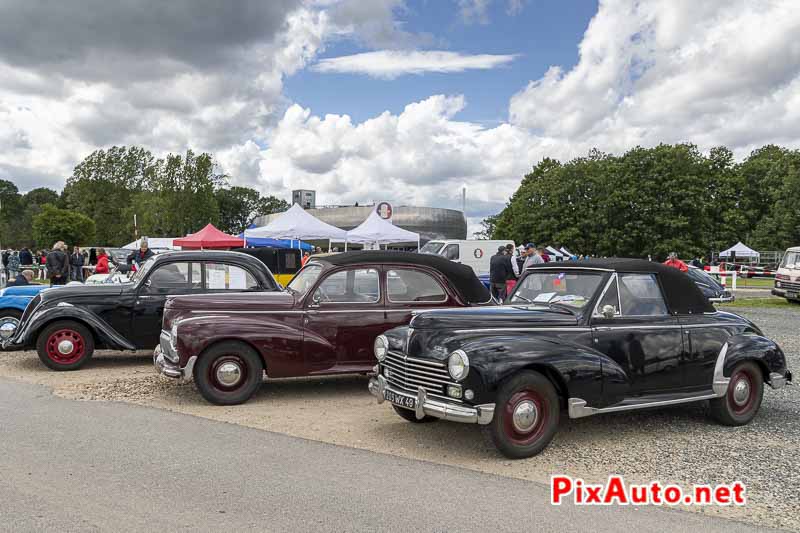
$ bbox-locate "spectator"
[489,246,511,301]
[95,248,110,274]
[538,245,550,263]
[522,243,544,270]
[301,251,310,266]
[88,247,98,266]
[70,245,85,282]
[8,269,34,286]
[663,252,689,272]
[46,241,70,285]
[2,249,9,278]
[505,243,520,296]
[127,239,154,269]
[38,250,48,280]
[19,248,33,266]
[8,251,20,280]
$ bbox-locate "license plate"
[384,389,416,409]
[788,291,798,300]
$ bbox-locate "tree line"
[482,144,800,260]
[0,146,288,249]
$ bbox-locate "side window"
[314,268,380,304]
[595,276,620,316]
[145,262,190,293]
[387,269,447,303]
[443,244,459,260]
[191,262,202,290]
[204,263,260,291]
[619,273,669,316]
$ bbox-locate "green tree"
[215,186,290,234]
[32,204,96,249]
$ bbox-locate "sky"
[1,0,799,236]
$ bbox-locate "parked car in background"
[2,251,280,371]
[233,247,302,286]
[155,251,492,405]
[369,259,790,459]
[686,266,733,303]
[773,246,800,303]
[421,239,515,276]
[0,284,50,342]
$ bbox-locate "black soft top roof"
[312,251,490,304]
[527,258,715,314]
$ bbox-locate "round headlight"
[448,350,469,381]
[374,335,388,361]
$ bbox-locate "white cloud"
[509,0,800,156]
[312,50,518,78]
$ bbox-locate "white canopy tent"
[560,246,574,257]
[719,241,759,259]
[123,237,179,250]
[546,246,565,259]
[244,203,347,250]
[345,210,420,250]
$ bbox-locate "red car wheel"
[36,321,95,371]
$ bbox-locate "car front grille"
[381,350,460,402]
[778,279,800,291]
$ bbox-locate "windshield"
[420,241,445,255]
[780,251,800,269]
[509,271,606,311]
[287,264,323,297]
[131,257,156,284]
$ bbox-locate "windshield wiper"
[511,295,534,303]
[547,301,578,315]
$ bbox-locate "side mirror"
[601,304,617,319]
[309,291,321,307]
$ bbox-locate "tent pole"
[328,239,331,253]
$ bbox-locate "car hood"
[410,304,581,330]
[0,285,48,297]
[39,283,128,302]
[166,290,295,311]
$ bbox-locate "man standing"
[504,243,520,296]
[127,239,155,270]
[46,242,69,285]
[19,248,33,266]
[663,252,689,272]
[522,243,544,270]
[70,245,85,282]
[489,246,511,301]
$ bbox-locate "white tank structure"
[253,205,467,243]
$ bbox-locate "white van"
[420,239,515,276]
[773,246,800,303]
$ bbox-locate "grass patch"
[732,278,775,289]
[718,297,797,309]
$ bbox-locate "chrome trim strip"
[712,342,730,396]
[368,375,494,425]
[452,327,591,334]
[568,392,718,419]
[190,309,304,314]
[525,266,615,272]
[594,324,683,331]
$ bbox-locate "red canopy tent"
[173,223,244,249]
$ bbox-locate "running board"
[568,392,718,419]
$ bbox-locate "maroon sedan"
[154,251,492,404]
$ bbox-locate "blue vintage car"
[0,284,50,341]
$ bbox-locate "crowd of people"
[1,239,155,287]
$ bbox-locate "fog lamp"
[447,385,463,399]
[374,335,388,362]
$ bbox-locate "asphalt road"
[0,379,779,533]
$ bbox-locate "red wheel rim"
[503,389,548,446]
[45,329,86,365]
[728,369,755,414]
[208,355,248,392]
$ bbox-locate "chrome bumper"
[153,345,196,382]
[769,371,792,389]
[709,294,734,303]
[368,374,494,425]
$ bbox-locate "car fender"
[12,303,136,351]
[175,314,304,376]
[722,333,787,380]
[453,334,626,407]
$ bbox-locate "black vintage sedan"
[3,251,279,370]
[368,259,791,459]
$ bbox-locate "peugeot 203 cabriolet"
[368,259,791,459]
[155,251,491,405]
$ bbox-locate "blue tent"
[238,225,313,251]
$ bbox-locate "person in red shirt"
[95,248,110,274]
[663,252,689,272]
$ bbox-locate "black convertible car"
[2,251,279,370]
[368,259,791,459]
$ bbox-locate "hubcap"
[732,378,750,406]
[0,318,18,339]
[512,400,539,433]
[58,340,75,355]
[215,361,243,387]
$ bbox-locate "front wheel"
[709,361,763,426]
[36,320,95,371]
[194,341,264,405]
[392,404,438,423]
[483,370,559,459]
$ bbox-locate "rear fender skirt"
[723,334,787,381]
[14,304,135,351]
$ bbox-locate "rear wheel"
[36,321,95,371]
[0,309,22,342]
[392,404,438,423]
[483,371,559,459]
[194,341,264,405]
[709,361,763,426]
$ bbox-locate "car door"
[384,266,452,334]
[131,261,201,348]
[677,314,733,391]
[591,272,685,395]
[303,266,384,373]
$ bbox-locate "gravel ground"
[0,305,797,531]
